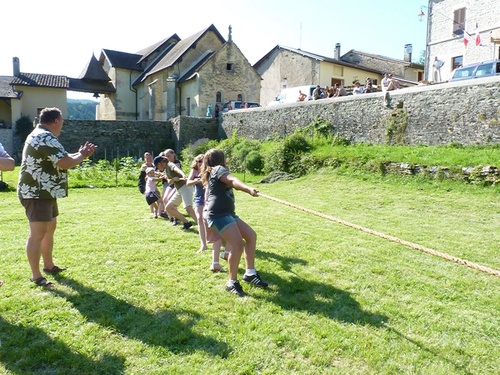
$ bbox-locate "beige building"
[424,0,500,82]
[254,45,384,107]
[96,24,261,120]
[1,57,68,125]
[254,44,423,107]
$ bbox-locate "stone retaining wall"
[220,76,500,145]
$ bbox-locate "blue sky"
[2,0,427,98]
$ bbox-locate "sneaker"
[225,280,246,297]
[172,218,179,226]
[182,222,193,230]
[242,272,268,288]
[159,212,169,219]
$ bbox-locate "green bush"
[15,115,34,143]
[244,150,264,175]
[180,138,219,164]
[231,139,261,172]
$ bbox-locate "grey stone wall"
[59,117,218,159]
[59,120,174,160]
[169,116,219,152]
[220,76,500,146]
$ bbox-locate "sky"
[1,0,428,99]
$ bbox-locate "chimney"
[13,57,20,76]
[334,43,341,59]
[404,44,413,62]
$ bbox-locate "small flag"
[475,22,481,46]
[464,33,469,47]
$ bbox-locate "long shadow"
[0,315,125,375]
[257,249,387,326]
[258,250,472,373]
[51,275,230,357]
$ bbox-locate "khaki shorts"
[167,185,193,208]
[20,198,59,222]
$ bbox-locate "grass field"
[0,168,499,374]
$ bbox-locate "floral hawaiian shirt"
[17,125,68,199]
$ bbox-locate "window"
[237,94,242,101]
[226,63,234,71]
[452,56,463,70]
[453,8,466,35]
[186,97,191,116]
[216,91,221,103]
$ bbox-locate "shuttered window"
[453,8,466,35]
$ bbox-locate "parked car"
[268,85,319,106]
[222,100,261,112]
[449,60,500,82]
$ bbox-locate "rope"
[258,192,500,278]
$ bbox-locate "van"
[449,60,500,82]
[268,85,320,106]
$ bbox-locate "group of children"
[139,148,268,297]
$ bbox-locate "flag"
[464,33,469,47]
[475,22,481,46]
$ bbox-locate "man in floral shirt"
[18,107,97,288]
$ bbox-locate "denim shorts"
[206,214,240,234]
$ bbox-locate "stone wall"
[220,76,500,146]
[169,116,219,152]
[59,120,174,160]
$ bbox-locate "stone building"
[254,44,423,107]
[95,24,261,121]
[340,47,424,82]
[424,0,500,82]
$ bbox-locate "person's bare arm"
[0,155,15,171]
[220,172,258,197]
[57,141,97,169]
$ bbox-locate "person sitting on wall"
[312,85,322,100]
[352,81,363,95]
[298,90,307,101]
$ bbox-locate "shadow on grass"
[51,275,230,357]
[0,315,125,375]
[258,250,473,373]
[257,249,387,327]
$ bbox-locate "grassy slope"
[1,167,499,374]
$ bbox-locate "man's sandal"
[43,265,66,274]
[31,276,54,288]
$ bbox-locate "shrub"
[181,138,219,164]
[15,115,34,143]
[244,150,264,175]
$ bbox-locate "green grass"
[1,167,499,374]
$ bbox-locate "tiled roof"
[10,73,69,88]
[141,24,225,82]
[100,49,143,71]
[136,34,180,65]
[0,76,19,98]
[253,45,384,75]
[341,49,425,69]
[177,51,215,83]
[78,54,112,81]
[68,77,115,94]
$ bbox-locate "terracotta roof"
[100,49,143,71]
[0,76,19,98]
[10,73,69,88]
